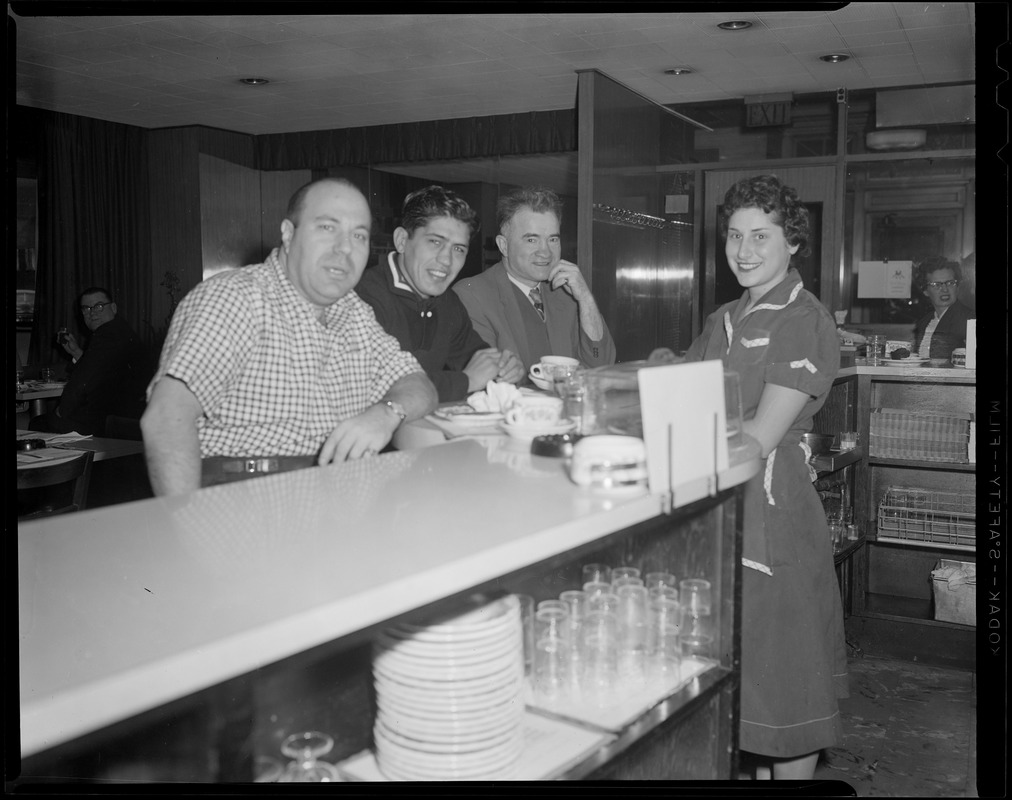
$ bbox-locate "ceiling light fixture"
[717,20,752,31]
[819,53,850,63]
[239,77,270,86]
[664,67,694,76]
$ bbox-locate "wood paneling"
[259,170,312,260]
[147,128,202,339]
[199,154,263,275]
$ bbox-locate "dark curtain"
[30,112,153,366]
[256,109,577,170]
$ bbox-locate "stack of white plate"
[372,594,525,781]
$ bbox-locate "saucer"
[434,406,505,425]
[528,374,554,392]
[500,419,575,442]
[888,357,929,366]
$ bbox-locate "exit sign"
[746,101,792,127]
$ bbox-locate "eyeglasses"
[80,302,110,314]
[925,279,959,289]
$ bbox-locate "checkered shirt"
[151,249,422,457]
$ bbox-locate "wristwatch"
[381,399,407,423]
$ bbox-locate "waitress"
[681,175,848,779]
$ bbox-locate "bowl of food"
[801,432,835,456]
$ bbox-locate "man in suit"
[911,257,975,360]
[453,187,616,376]
[30,286,149,435]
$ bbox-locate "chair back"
[17,450,95,519]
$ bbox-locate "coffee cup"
[529,355,579,382]
[505,395,563,427]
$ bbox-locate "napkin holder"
[638,361,728,514]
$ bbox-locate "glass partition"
[579,70,703,361]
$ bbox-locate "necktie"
[529,284,545,322]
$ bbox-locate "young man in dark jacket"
[356,186,523,402]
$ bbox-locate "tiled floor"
[812,655,977,796]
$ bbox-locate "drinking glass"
[586,591,619,615]
[648,585,679,604]
[611,566,641,584]
[555,369,586,433]
[616,584,649,690]
[645,571,677,591]
[647,596,683,680]
[582,563,612,585]
[679,579,712,616]
[866,335,887,366]
[559,590,586,700]
[533,606,571,705]
[580,609,618,707]
[277,731,342,782]
[516,594,535,677]
[612,575,644,591]
[724,371,744,446]
[582,580,612,600]
[678,579,714,659]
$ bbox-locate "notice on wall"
[857,260,912,298]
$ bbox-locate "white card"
[638,361,728,506]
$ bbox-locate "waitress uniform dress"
[684,268,849,758]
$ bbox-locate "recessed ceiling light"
[239,77,270,86]
[819,53,850,63]
[664,67,694,76]
[717,20,752,31]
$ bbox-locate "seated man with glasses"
[30,286,149,435]
[912,257,975,360]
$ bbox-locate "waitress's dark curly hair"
[719,175,811,258]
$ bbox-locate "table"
[16,381,65,418]
[16,430,144,466]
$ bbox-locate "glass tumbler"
[559,589,586,698]
[645,571,677,591]
[678,579,714,659]
[533,606,571,706]
[611,566,641,584]
[515,594,536,677]
[648,596,683,680]
[866,334,887,366]
[724,370,744,447]
[555,369,587,433]
[616,584,649,690]
[582,563,612,586]
[580,609,618,708]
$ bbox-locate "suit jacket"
[452,261,616,373]
[913,301,974,359]
[58,315,149,434]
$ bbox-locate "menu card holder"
[638,361,728,514]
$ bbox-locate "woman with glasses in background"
[912,257,975,361]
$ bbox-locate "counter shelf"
[18,435,759,782]
[816,367,976,670]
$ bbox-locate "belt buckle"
[244,458,273,473]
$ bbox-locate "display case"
[17,437,758,784]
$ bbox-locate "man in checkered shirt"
[142,178,438,496]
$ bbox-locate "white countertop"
[19,436,758,757]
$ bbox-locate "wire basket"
[877,487,975,551]
[869,408,970,463]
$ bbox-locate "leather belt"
[201,455,317,487]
